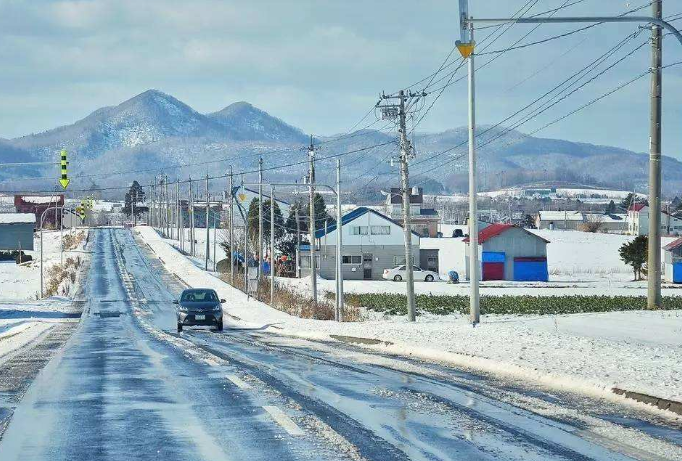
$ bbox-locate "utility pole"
[213,206,218,272]
[176,180,180,248]
[258,157,264,280]
[244,176,249,296]
[467,24,480,325]
[308,135,318,306]
[648,0,663,309]
[205,175,210,271]
[164,175,170,238]
[295,207,301,278]
[229,167,234,284]
[270,185,276,306]
[189,177,195,256]
[336,159,344,321]
[379,90,417,322]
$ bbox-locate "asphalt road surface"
[0,228,680,461]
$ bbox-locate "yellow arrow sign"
[455,40,475,59]
[59,149,69,189]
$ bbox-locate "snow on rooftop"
[0,213,36,224]
[20,195,62,204]
[537,210,584,221]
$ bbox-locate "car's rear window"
[181,290,217,302]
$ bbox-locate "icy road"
[0,228,680,461]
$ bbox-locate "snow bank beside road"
[136,225,682,405]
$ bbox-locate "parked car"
[174,288,224,332]
[383,265,439,282]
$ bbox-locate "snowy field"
[280,230,680,297]
[137,225,682,406]
[0,229,89,364]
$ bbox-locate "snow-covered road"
[1,228,681,460]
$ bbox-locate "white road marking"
[226,374,251,390]
[262,405,305,436]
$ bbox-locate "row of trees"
[223,192,335,264]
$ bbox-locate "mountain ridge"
[1,89,680,195]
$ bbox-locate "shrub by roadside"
[219,272,361,321]
[344,293,682,316]
[43,256,83,297]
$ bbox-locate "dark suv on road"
[174,288,224,332]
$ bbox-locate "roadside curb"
[612,388,682,416]
[329,334,393,346]
[329,333,682,417]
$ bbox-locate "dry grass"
[219,271,361,321]
[62,231,86,250]
[45,256,83,297]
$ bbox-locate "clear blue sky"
[0,0,680,156]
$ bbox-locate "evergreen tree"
[123,181,148,218]
[606,200,616,214]
[246,198,285,256]
[619,235,647,281]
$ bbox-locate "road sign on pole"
[59,150,70,189]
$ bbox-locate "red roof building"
[14,195,64,228]
[464,224,549,282]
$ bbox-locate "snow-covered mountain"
[11,90,225,161]
[207,101,306,143]
[3,89,682,195]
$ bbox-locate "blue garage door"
[673,262,682,283]
[513,257,548,282]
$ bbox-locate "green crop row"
[343,293,682,316]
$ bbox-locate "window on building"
[300,255,320,268]
[370,225,391,235]
[342,255,361,264]
[351,226,368,235]
[393,256,406,266]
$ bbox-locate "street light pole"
[466,24,480,325]
[336,159,344,321]
[270,185,275,307]
[462,7,682,314]
[228,167,234,284]
[648,0,663,309]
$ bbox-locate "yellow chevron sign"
[59,150,70,189]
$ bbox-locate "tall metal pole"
[296,207,301,278]
[648,0,663,310]
[244,181,249,296]
[179,182,184,253]
[258,157,264,280]
[164,175,169,238]
[467,24,480,325]
[397,91,416,322]
[175,179,182,244]
[189,178,195,256]
[213,207,218,272]
[229,167,234,284]
[270,185,275,306]
[308,136,318,306]
[336,159,344,321]
[205,175,210,271]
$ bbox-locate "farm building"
[14,195,64,228]
[628,204,682,236]
[664,238,682,283]
[299,207,420,280]
[0,213,35,251]
[535,210,584,230]
[465,224,549,282]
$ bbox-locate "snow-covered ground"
[0,229,89,363]
[137,225,682,406]
[0,229,88,301]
